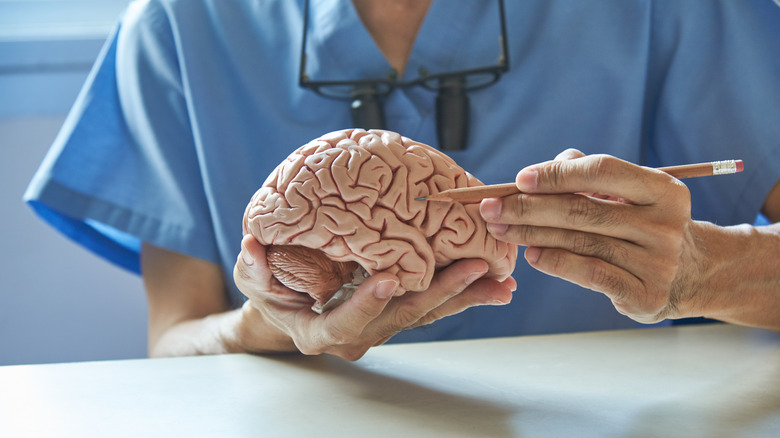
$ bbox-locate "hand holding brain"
[243,129,517,308]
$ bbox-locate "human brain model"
[243,129,517,311]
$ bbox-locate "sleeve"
[24,0,219,274]
[646,0,780,225]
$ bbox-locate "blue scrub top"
[24,0,780,342]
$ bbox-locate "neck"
[352,0,433,75]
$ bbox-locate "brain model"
[243,129,517,311]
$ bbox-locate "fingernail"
[375,280,397,299]
[525,247,541,263]
[516,167,538,192]
[240,237,255,266]
[487,223,508,235]
[480,198,502,221]
[241,249,254,266]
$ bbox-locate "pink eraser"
[736,160,744,173]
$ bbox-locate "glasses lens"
[420,70,502,92]
[306,82,394,100]
[463,71,501,90]
[310,84,356,100]
[351,82,394,97]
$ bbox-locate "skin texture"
[480,149,780,330]
[351,0,433,75]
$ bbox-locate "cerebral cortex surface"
[243,129,518,302]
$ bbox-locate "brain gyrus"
[243,129,518,306]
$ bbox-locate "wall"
[0,0,147,366]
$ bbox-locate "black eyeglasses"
[299,0,509,151]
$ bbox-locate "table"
[1,324,779,437]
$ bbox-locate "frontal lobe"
[243,129,517,303]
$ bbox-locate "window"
[0,0,129,40]
[0,0,130,117]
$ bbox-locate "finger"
[383,259,489,330]
[516,154,681,205]
[490,223,680,309]
[233,234,272,290]
[288,274,399,360]
[523,246,663,319]
[556,150,625,200]
[319,274,399,344]
[484,191,648,242]
[234,235,312,308]
[554,148,585,161]
[411,276,515,328]
[489,224,641,271]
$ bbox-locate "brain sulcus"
[243,129,518,308]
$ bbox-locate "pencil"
[416,159,744,203]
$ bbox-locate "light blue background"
[0,0,147,366]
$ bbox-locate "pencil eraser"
[736,160,744,173]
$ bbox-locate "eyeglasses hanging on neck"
[299,0,509,151]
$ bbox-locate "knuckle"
[338,346,370,362]
[588,260,615,291]
[667,179,692,208]
[412,311,443,328]
[603,272,628,298]
[374,327,401,344]
[570,232,592,255]
[564,196,597,227]
[556,148,584,161]
[544,249,568,275]
[514,225,536,245]
[575,235,611,262]
[587,259,633,304]
[540,160,566,190]
[591,155,616,179]
[391,301,423,329]
[586,154,625,185]
[510,194,531,219]
[639,294,668,320]
[294,339,324,356]
[323,324,358,346]
[566,196,619,229]
[352,298,382,322]
[589,239,628,266]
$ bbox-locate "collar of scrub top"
[299,0,509,151]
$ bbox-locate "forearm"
[142,242,299,358]
[149,305,298,358]
[687,222,780,330]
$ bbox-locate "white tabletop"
[1,324,779,437]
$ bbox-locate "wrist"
[675,221,741,319]
[681,222,780,328]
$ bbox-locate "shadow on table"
[271,353,522,437]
